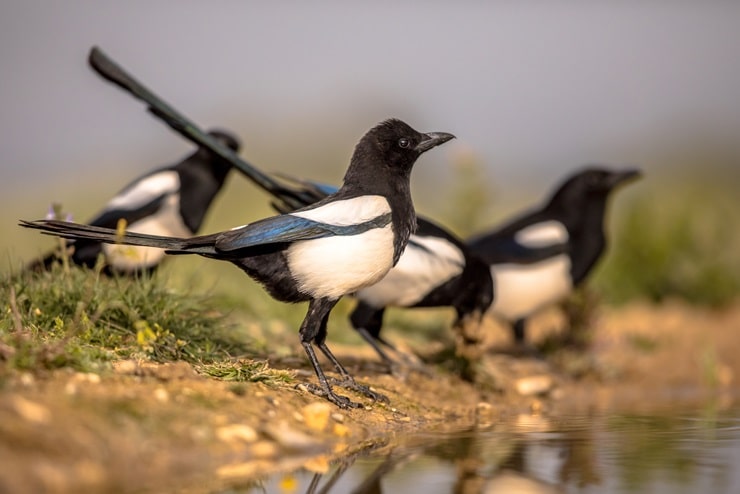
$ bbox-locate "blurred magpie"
[467,167,642,344]
[26,130,239,275]
[21,119,455,408]
[83,45,494,368]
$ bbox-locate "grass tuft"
[595,180,740,307]
[197,359,295,385]
[0,260,252,376]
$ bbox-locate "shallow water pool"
[240,402,740,493]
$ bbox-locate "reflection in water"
[245,404,740,494]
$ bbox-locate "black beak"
[415,132,456,153]
[609,168,642,188]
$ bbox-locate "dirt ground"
[1,301,739,493]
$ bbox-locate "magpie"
[268,176,495,366]
[26,130,240,276]
[21,119,455,408]
[83,45,494,368]
[467,167,642,344]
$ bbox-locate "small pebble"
[514,375,554,396]
[303,455,329,474]
[475,401,495,426]
[153,388,169,403]
[263,421,323,450]
[11,396,51,424]
[216,424,258,444]
[332,423,350,437]
[113,360,138,375]
[74,372,101,384]
[64,382,78,396]
[19,372,35,387]
[302,402,331,432]
[251,440,279,458]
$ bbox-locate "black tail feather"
[18,220,216,256]
[88,46,320,211]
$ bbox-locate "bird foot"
[328,377,390,404]
[383,358,432,379]
[299,383,364,410]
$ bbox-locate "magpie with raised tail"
[83,45,494,368]
[26,130,240,275]
[21,119,455,408]
[467,167,642,345]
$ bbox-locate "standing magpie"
[21,119,455,408]
[84,45,494,368]
[467,167,642,345]
[27,130,240,275]
[269,176,495,366]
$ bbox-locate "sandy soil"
[1,301,739,493]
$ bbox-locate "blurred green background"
[2,2,739,314]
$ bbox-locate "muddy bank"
[1,301,739,493]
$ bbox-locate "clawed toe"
[299,382,363,409]
[329,377,390,404]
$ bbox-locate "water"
[248,404,740,494]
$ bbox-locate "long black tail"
[19,220,217,256]
[89,46,323,212]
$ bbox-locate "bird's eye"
[398,138,410,149]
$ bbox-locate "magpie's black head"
[192,129,241,181]
[547,166,642,213]
[344,119,455,189]
[206,129,241,153]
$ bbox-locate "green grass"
[2,164,739,383]
[593,177,740,307]
[0,259,255,378]
[197,359,295,385]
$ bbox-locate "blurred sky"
[1,1,739,198]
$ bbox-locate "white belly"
[356,235,465,307]
[488,254,573,321]
[103,195,190,272]
[286,224,395,299]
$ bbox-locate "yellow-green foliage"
[0,262,251,375]
[594,178,740,306]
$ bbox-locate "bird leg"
[512,318,527,344]
[300,342,362,409]
[351,305,425,376]
[299,298,362,409]
[354,327,429,378]
[453,310,487,361]
[316,341,390,404]
[314,307,390,404]
[505,318,542,357]
[355,327,399,365]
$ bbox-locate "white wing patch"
[355,235,466,307]
[488,254,572,321]
[514,220,568,248]
[107,171,180,211]
[287,224,394,299]
[291,195,390,226]
[104,194,191,272]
